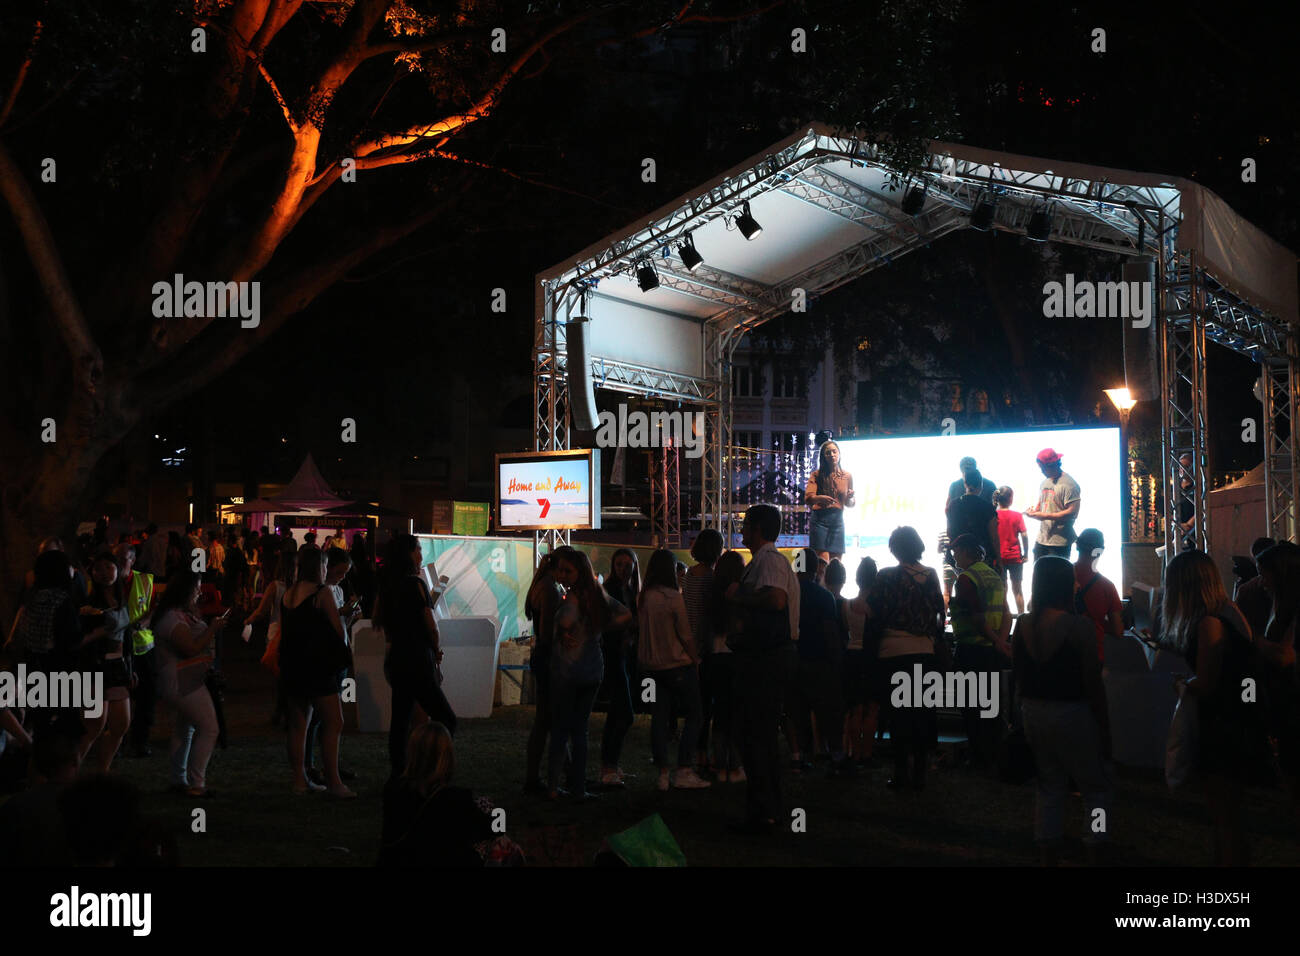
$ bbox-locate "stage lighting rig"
[735,201,762,240]
[902,181,928,216]
[678,232,704,271]
[1027,204,1053,241]
[636,259,660,292]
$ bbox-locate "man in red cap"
[1025,448,1081,560]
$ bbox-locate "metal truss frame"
[535,128,1299,560]
[649,441,682,548]
[1160,245,1298,554]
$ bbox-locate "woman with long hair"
[866,527,944,791]
[153,569,225,797]
[1255,542,1300,829]
[279,545,354,797]
[524,552,563,793]
[84,551,133,771]
[598,548,641,787]
[805,439,856,563]
[376,534,456,778]
[843,557,879,765]
[548,547,631,801]
[348,531,376,619]
[686,530,723,771]
[707,550,747,781]
[1013,556,1111,865]
[639,549,711,790]
[378,721,494,867]
[1161,549,1270,865]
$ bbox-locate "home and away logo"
[594,404,704,459]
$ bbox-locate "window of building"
[772,370,804,399]
[732,365,759,398]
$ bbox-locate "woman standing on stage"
[805,440,855,563]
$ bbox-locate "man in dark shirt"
[1234,536,1276,639]
[947,456,996,511]
[788,548,850,777]
[947,469,1001,571]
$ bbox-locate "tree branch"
[136,191,461,409]
[256,60,299,133]
[0,16,42,130]
[353,11,597,159]
[0,142,102,400]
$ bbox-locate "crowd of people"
[514,445,1298,861]
[2,437,1298,866]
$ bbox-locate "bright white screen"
[833,427,1122,600]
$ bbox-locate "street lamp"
[1105,386,1139,545]
[1104,387,1137,427]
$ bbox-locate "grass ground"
[8,631,1299,866]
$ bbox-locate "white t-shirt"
[740,543,800,641]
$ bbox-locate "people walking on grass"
[1160,549,1270,865]
[685,530,722,771]
[638,548,711,791]
[524,552,563,794]
[725,504,800,835]
[842,557,879,765]
[375,534,456,779]
[84,551,132,772]
[1013,556,1112,865]
[548,547,632,802]
[152,570,223,798]
[867,526,944,791]
[708,549,747,782]
[599,549,640,787]
[280,545,354,798]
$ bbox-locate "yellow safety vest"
[952,561,1004,646]
[127,571,155,654]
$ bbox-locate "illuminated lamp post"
[1104,387,1138,542]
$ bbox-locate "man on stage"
[1025,448,1081,560]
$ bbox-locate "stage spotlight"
[902,182,927,216]
[678,233,703,271]
[636,260,660,292]
[735,202,762,240]
[1027,206,1053,241]
[970,194,996,231]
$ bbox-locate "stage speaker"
[566,316,600,432]
[1122,257,1159,401]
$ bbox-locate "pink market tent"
[266,454,348,512]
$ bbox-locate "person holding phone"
[152,570,223,798]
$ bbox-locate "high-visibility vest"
[126,571,155,654]
[952,561,1004,646]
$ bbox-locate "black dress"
[279,586,348,698]
[377,781,493,867]
[1189,607,1273,784]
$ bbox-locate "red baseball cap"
[1036,448,1062,465]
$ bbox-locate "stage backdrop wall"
[834,427,1123,600]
